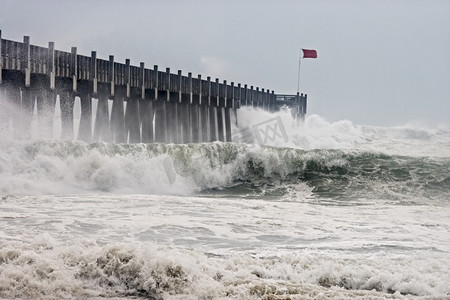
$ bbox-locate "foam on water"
[1,236,449,299]
[1,193,449,299]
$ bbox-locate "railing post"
[271,90,275,112]
[109,55,114,97]
[188,72,193,104]
[48,42,55,90]
[207,76,212,106]
[236,83,241,109]
[234,83,242,126]
[70,47,77,92]
[154,64,158,100]
[265,88,269,110]
[260,88,264,109]
[140,62,145,99]
[90,51,97,94]
[256,87,260,108]
[22,36,31,87]
[215,78,220,107]
[0,29,4,133]
[165,67,170,101]
[243,84,247,106]
[125,58,131,98]
[178,69,183,103]
[197,74,202,105]
[302,93,307,120]
[230,82,234,109]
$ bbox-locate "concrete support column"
[110,96,125,143]
[140,99,153,143]
[59,91,75,140]
[177,103,189,144]
[94,93,110,142]
[200,105,209,142]
[125,97,141,143]
[77,92,92,142]
[166,101,179,144]
[154,100,167,143]
[216,106,224,142]
[20,87,34,138]
[191,104,199,143]
[7,86,23,138]
[224,107,232,142]
[36,88,56,139]
[0,85,7,133]
[209,106,216,142]
[175,102,183,143]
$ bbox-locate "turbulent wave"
[0,139,449,202]
[1,236,449,299]
[1,109,449,199]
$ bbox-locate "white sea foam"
[1,193,449,298]
[0,236,449,299]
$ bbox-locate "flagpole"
[297,53,302,95]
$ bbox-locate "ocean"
[0,106,449,299]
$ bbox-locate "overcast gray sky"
[1,0,449,127]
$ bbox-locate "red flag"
[302,49,317,59]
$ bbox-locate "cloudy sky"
[1,0,449,127]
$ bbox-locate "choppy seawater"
[1,109,449,299]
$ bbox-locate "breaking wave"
[0,139,449,202]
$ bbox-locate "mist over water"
[1,100,449,299]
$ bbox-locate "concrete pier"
[0,31,307,143]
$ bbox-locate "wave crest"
[1,140,448,202]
